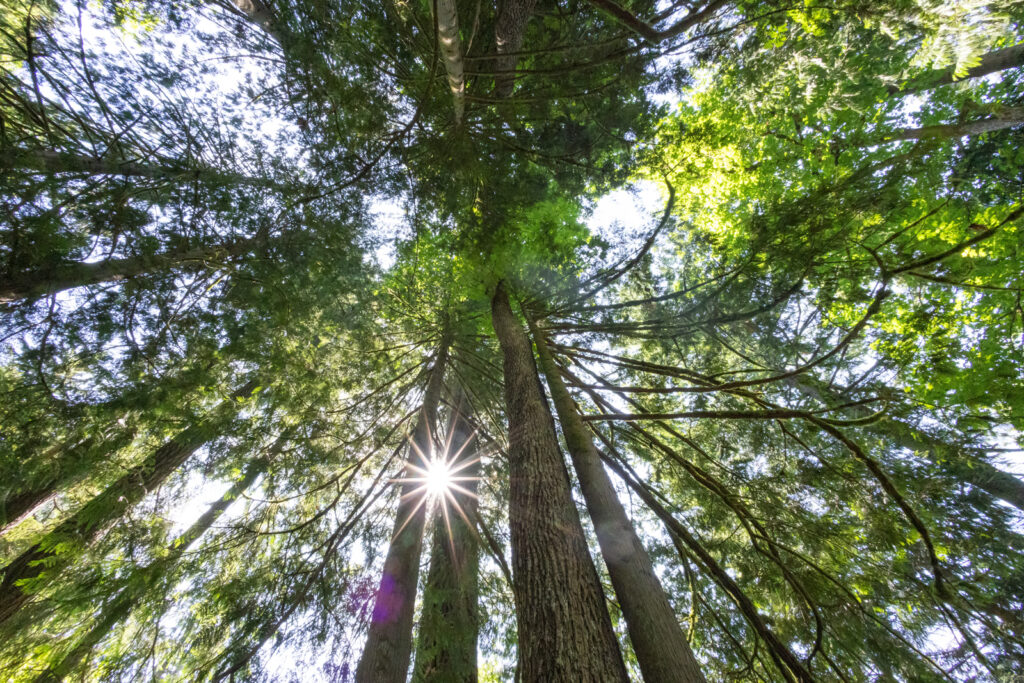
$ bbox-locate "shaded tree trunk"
[529,317,707,683]
[355,335,451,683]
[493,0,538,97]
[490,281,628,682]
[412,385,480,683]
[789,377,1024,511]
[35,459,266,682]
[0,381,255,629]
[0,236,265,304]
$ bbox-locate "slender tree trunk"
[529,317,707,683]
[0,148,285,189]
[493,0,538,97]
[0,381,255,629]
[0,236,265,304]
[890,42,1024,96]
[412,385,480,683]
[35,459,265,682]
[591,441,814,683]
[789,378,1024,511]
[355,335,451,683]
[433,0,465,125]
[490,281,628,682]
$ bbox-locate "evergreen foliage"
[1,0,1022,681]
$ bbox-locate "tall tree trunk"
[0,236,265,304]
[0,381,255,629]
[412,385,480,683]
[0,148,287,189]
[434,0,466,125]
[528,317,707,683]
[355,335,451,683]
[35,459,266,682]
[789,377,1024,511]
[493,0,538,97]
[490,281,628,682]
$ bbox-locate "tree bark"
[788,377,1024,511]
[434,0,466,125]
[0,236,265,304]
[529,318,707,683]
[355,335,451,683]
[493,0,538,97]
[490,281,628,683]
[890,42,1024,96]
[35,459,265,682]
[412,385,480,683]
[0,381,255,630]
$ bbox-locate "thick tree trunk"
[0,237,264,304]
[789,378,1024,511]
[529,318,707,683]
[355,336,451,683]
[434,0,466,125]
[493,0,538,97]
[0,381,255,629]
[412,386,480,683]
[36,459,265,682]
[490,281,628,683]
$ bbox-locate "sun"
[422,457,453,498]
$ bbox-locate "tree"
[1,0,1022,681]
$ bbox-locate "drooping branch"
[585,0,728,42]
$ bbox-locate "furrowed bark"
[355,334,451,683]
[789,378,1024,511]
[0,381,256,630]
[490,281,628,683]
[0,237,264,304]
[36,459,266,682]
[412,386,480,683]
[529,317,707,683]
[434,0,466,125]
[493,0,538,97]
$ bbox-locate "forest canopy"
[1,0,1023,681]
